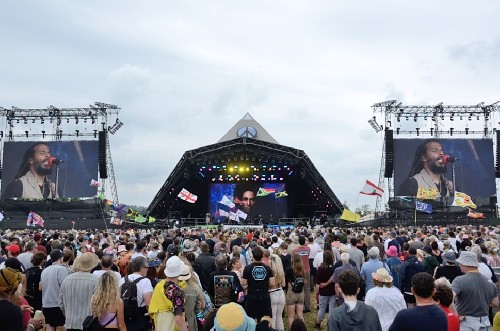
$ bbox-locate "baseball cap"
[5,244,20,254]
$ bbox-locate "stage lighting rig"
[368,116,383,132]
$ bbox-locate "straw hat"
[73,252,99,272]
[0,267,22,295]
[372,268,393,283]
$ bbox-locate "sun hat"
[372,268,393,283]
[178,264,192,281]
[386,245,399,257]
[211,302,256,331]
[73,252,99,272]
[441,251,457,265]
[456,251,479,267]
[164,256,185,278]
[0,267,22,295]
[117,245,127,253]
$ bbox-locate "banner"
[340,209,360,222]
[360,180,384,197]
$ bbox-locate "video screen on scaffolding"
[1,141,99,199]
[393,138,496,200]
[209,183,287,222]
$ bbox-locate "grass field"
[283,289,328,331]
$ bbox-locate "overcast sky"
[1,1,500,212]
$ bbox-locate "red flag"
[360,180,384,197]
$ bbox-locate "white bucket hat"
[164,256,185,278]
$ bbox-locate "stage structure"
[147,113,343,224]
[371,100,500,223]
[0,102,123,228]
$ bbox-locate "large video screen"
[394,138,496,199]
[1,141,99,199]
[209,183,287,222]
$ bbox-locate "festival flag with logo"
[257,187,276,197]
[275,191,288,198]
[340,209,361,222]
[148,216,156,223]
[127,208,138,218]
[27,211,44,227]
[416,201,433,214]
[177,188,198,203]
[360,180,384,197]
[468,208,486,219]
[90,179,101,187]
[452,191,477,209]
[110,217,122,225]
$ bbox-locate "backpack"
[82,313,115,331]
[120,276,145,319]
[291,276,304,293]
[24,267,39,297]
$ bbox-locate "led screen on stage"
[1,141,99,199]
[209,183,287,222]
[394,138,496,199]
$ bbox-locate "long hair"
[291,253,304,278]
[407,139,440,178]
[269,254,285,287]
[14,143,47,180]
[321,250,334,269]
[90,272,121,319]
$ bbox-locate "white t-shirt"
[93,269,121,280]
[119,273,154,307]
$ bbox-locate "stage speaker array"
[99,131,108,179]
[384,129,394,178]
[496,131,500,178]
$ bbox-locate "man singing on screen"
[2,143,59,199]
[397,139,454,199]
[233,183,258,222]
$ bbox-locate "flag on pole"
[340,209,361,222]
[468,209,486,219]
[90,179,101,187]
[219,195,235,208]
[360,180,384,197]
[110,217,122,225]
[148,216,156,223]
[416,201,433,214]
[275,191,289,198]
[27,211,44,227]
[257,187,276,197]
[135,215,147,223]
[178,188,198,203]
[452,191,477,209]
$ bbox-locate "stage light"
[17,119,20,124]
[465,128,469,135]
[450,128,454,136]
[25,131,29,137]
[42,130,45,138]
[477,115,480,120]
[32,119,35,124]
[416,128,420,136]
[430,128,434,135]
[76,130,79,137]
[396,128,400,135]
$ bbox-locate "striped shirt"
[59,272,98,329]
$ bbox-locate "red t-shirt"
[292,245,311,273]
[441,306,459,331]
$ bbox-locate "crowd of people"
[0,223,500,330]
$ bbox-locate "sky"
[1,1,500,212]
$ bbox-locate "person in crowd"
[117,243,134,277]
[347,237,364,271]
[315,250,336,329]
[400,247,426,308]
[241,246,275,323]
[194,242,216,292]
[279,241,292,274]
[328,269,382,331]
[208,254,242,308]
[365,268,406,331]
[89,271,126,331]
[180,262,204,331]
[93,254,121,279]
[285,253,305,328]
[452,251,499,330]
[433,277,459,331]
[131,240,148,260]
[40,249,68,331]
[292,235,311,312]
[421,246,439,275]
[389,272,447,331]
[0,267,44,331]
[2,143,59,199]
[59,252,99,330]
[17,242,37,270]
[24,251,46,312]
[269,254,286,331]
[211,302,256,331]
[119,256,154,331]
[5,257,32,328]
[360,247,388,293]
[433,251,463,283]
[397,139,454,198]
[385,245,403,289]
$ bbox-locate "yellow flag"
[453,191,477,209]
[340,209,361,222]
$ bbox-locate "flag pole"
[414,202,417,226]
